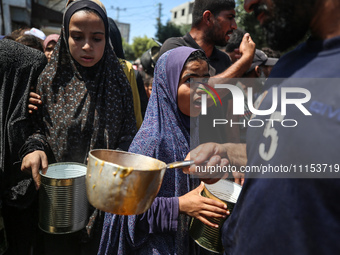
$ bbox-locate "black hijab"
[33,0,137,163]
[108,18,125,59]
[0,39,48,207]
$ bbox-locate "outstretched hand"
[178,182,229,228]
[183,143,230,182]
[183,143,247,184]
[21,150,48,190]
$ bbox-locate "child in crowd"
[43,34,60,62]
[99,46,228,255]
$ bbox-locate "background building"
[170,1,193,26]
[0,0,63,36]
[0,0,130,41]
[115,20,130,43]
[32,0,65,35]
[1,0,32,35]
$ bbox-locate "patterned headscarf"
[99,47,203,254]
[35,0,137,163]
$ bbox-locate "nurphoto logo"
[198,83,222,115]
[200,84,312,117]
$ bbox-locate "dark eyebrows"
[92,32,105,36]
[69,30,105,35]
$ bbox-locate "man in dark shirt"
[159,0,255,144]
[185,0,340,254]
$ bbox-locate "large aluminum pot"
[86,149,169,215]
[39,163,88,234]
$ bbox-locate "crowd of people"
[0,0,339,254]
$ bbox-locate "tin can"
[39,163,88,234]
[189,179,242,254]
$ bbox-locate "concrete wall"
[0,0,64,36]
[1,0,31,34]
[170,1,194,26]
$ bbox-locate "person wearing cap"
[24,27,46,41]
[43,34,60,62]
[244,49,278,88]
[236,49,278,142]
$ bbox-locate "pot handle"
[166,160,195,169]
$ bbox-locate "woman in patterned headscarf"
[99,46,228,255]
[22,0,136,162]
[21,0,136,254]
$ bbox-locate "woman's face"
[44,41,57,62]
[177,59,209,117]
[68,10,105,67]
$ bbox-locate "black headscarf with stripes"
[28,0,137,163]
